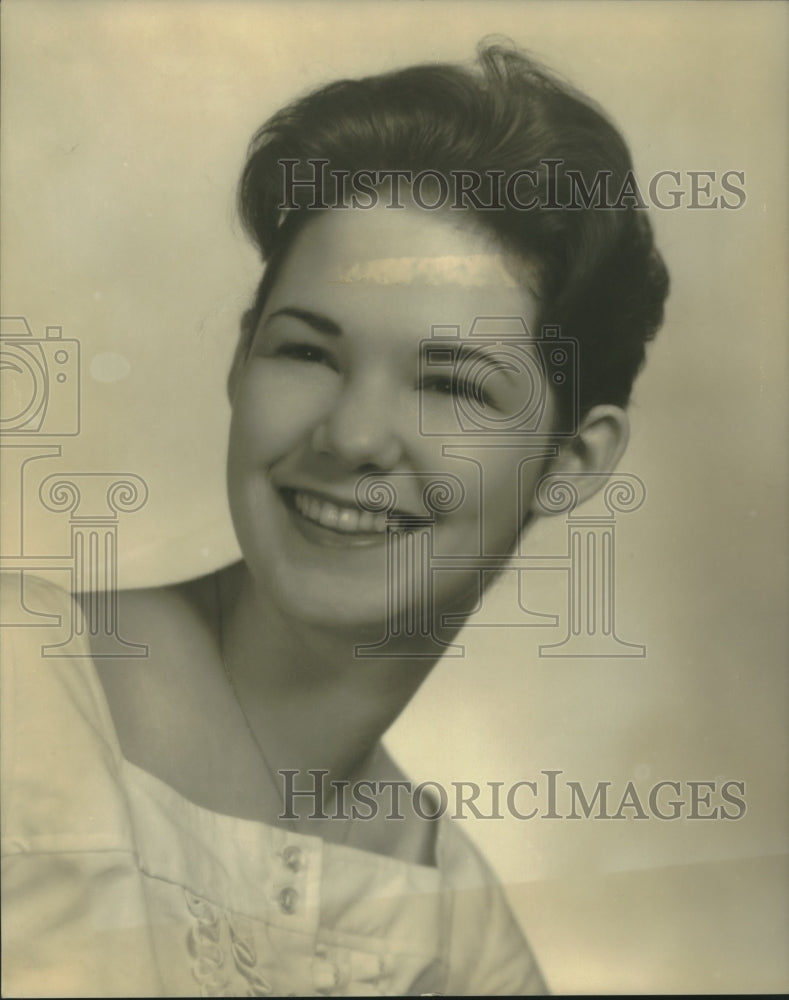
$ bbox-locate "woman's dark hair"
[236,40,669,417]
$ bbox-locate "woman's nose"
[310,379,404,470]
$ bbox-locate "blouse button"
[278,886,298,915]
[313,958,341,991]
[282,844,304,872]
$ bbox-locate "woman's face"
[227,203,559,632]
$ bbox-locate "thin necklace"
[214,571,300,834]
[214,572,362,850]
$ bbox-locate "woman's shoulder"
[0,573,103,715]
[80,569,223,703]
[0,569,234,853]
[86,569,219,639]
[87,569,257,815]
[0,570,215,748]
[1,571,79,626]
[0,574,130,853]
[435,818,548,994]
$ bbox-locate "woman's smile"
[280,486,390,545]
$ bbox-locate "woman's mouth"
[280,487,390,544]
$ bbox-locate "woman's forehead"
[280,204,538,294]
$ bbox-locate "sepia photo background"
[2,0,787,992]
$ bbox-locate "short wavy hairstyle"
[236,40,669,418]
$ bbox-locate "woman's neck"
[215,562,451,790]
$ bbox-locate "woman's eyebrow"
[265,307,342,336]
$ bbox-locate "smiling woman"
[1,39,668,997]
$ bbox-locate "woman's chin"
[262,574,387,635]
[264,578,472,655]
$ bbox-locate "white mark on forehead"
[336,254,522,288]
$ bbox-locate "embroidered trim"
[184,889,273,997]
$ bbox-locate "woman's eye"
[434,377,456,396]
[422,376,493,407]
[273,342,337,369]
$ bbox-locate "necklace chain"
[214,572,300,833]
[214,571,360,848]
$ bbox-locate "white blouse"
[1,577,547,996]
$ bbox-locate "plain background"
[1,1,787,993]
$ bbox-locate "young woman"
[1,42,668,996]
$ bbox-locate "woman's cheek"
[234,362,339,457]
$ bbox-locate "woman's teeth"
[291,491,389,534]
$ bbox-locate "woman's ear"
[539,404,631,511]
